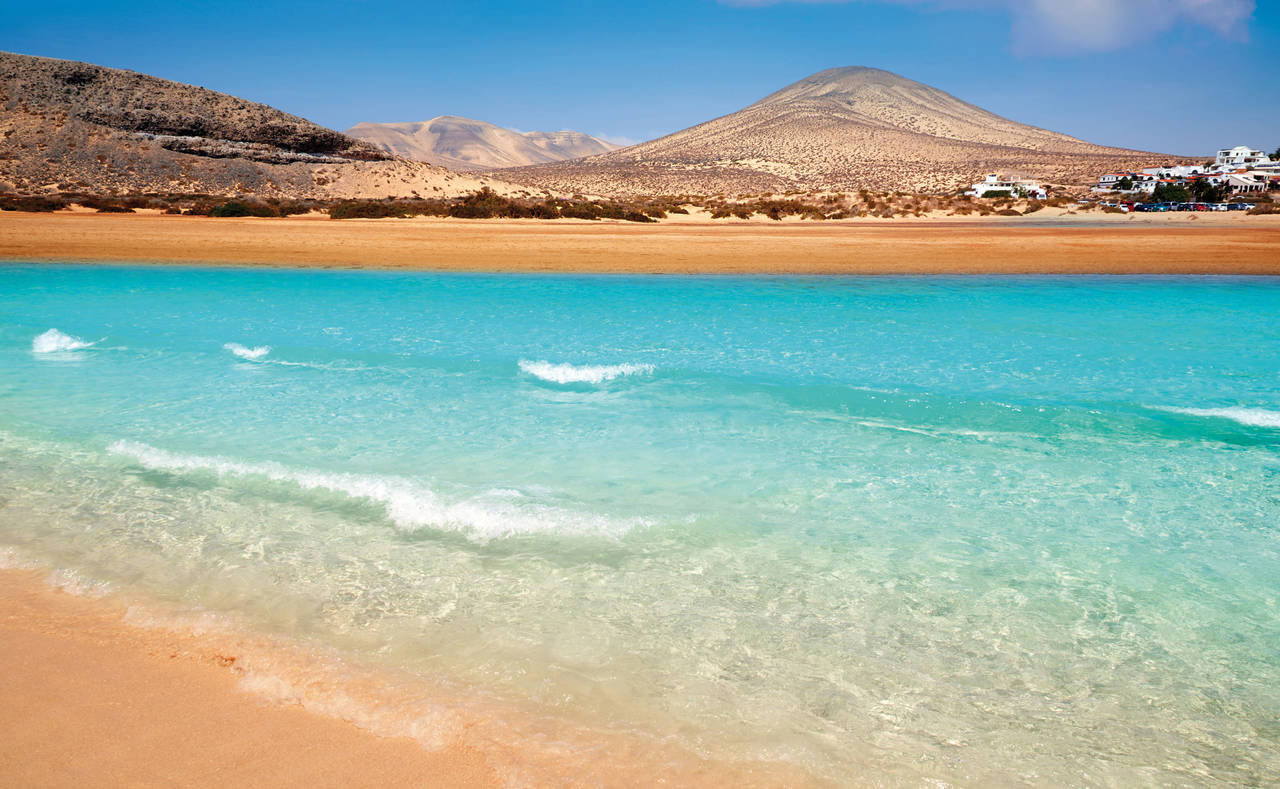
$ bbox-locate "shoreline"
[0,562,824,788]
[2,211,1278,274]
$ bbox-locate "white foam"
[518,359,654,385]
[47,568,113,598]
[1158,406,1280,429]
[224,342,271,361]
[108,440,645,541]
[32,328,98,353]
[0,545,41,570]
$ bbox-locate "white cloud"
[720,0,1255,54]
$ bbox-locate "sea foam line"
[518,359,654,385]
[1156,406,1280,429]
[32,328,99,353]
[108,440,645,541]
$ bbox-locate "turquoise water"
[2,264,1279,786]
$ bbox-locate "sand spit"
[1,211,1278,274]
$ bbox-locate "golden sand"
[2,210,1278,274]
[0,569,500,788]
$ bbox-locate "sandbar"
[2,211,1278,274]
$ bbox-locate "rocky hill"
[346,116,618,170]
[496,67,1168,196]
[0,51,510,198]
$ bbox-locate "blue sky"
[6,0,1277,155]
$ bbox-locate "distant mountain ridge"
[497,66,1167,196]
[0,51,511,199]
[345,116,620,170]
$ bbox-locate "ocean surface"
[2,263,1278,787]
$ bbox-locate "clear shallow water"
[2,264,1279,786]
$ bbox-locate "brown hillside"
[0,51,514,199]
[497,67,1173,196]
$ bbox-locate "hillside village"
[965,145,1278,209]
[1092,145,1279,202]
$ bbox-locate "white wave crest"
[518,359,654,385]
[224,343,271,361]
[1158,406,1280,429]
[108,440,645,541]
[32,328,98,353]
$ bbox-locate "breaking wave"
[224,343,271,361]
[1157,406,1280,429]
[108,440,646,541]
[32,329,98,353]
[519,359,654,385]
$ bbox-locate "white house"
[1224,173,1268,194]
[967,173,1047,199]
[1214,145,1272,171]
[1141,165,1206,178]
[1096,171,1137,189]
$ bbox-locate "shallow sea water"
[2,264,1278,786]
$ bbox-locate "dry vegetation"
[7,186,1195,222]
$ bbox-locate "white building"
[1142,165,1207,178]
[1096,171,1136,190]
[1213,145,1272,171]
[967,173,1047,199]
[1224,173,1268,194]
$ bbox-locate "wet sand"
[0,568,501,788]
[2,211,1278,274]
[0,567,823,788]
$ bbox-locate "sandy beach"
[0,564,821,788]
[0,568,500,788]
[4,210,1279,788]
[2,211,1278,274]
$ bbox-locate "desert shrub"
[1022,200,1044,214]
[980,190,1012,198]
[448,187,511,219]
[96,205,135,213]
[528,202,558,220]
[1247,203,1279,215]
[995,209,1022,217]
[330,201,385,219]
[1101,206,1125,214]
[277,201,318,216]
[558,201,601,220]
[0,195,64,212]
[210,201,255,217]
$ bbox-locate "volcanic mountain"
[497,66,1165,196]
[346,116,619,170]
[0,51,509,199]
